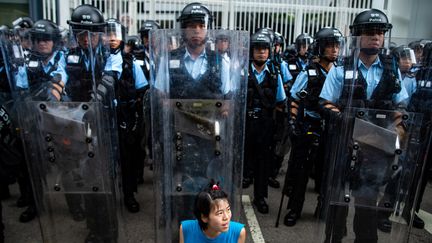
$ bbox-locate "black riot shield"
[150,29,249,242]
[318,37,425,243]
[2,27,124,242]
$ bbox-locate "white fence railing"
[47,0,389,44]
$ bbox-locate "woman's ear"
[201,214,209,223]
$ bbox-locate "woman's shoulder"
[229,221,245,233]
[181,219,198,229]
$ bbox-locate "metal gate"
[48,0,389,55]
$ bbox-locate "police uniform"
[319,55,408,242]
[286,56,308,86]
[107,48,149,212]
[244,61,286,211]
[284,62,330,221]
[398,51,432,230]
[166,47,231,99]
[64,42,120,240]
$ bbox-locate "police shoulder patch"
[308,69,317,76]
[170,59,180,69]
[67,55,80,64]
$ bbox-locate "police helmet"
[177,2,213,29]
[29,20,61,59]
[139,20,160,39]
[313,27,343,57]
[256,27,275,44]
[422,42,432,66]
[67,4,106,32]
[216,29,230,42]
[106,18,126,41]
[409,39,432,54]
[126,35,140,51]
[391,45,415,61]
[284,44,297,59]
[30,19,61,44]
[0,25,9,34]
[274,32,285,49]
[295,33,313,52]
[251,32,272,50]
[12,17,33,29]
[349,9,392,36]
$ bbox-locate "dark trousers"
[286,117,324,214]
[0,202,4,243]
[244,115,274,199]
[326,143,393,243]
[84,193,118,242]
[119,128,141,196]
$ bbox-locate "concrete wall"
[390,0,432,39]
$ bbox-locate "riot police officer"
[137,20,159,178]
[66,4,121,242]
[243,32,286,214]
[165,2,231,98]
[12,17,33,53]
[25,19,67,101]
[319,9,408,243]
[106,18,149,213]
[15,19,68,224]
[274,31,293,85]
[215,30,230,66]
[23,19,85,225]
[283,27,343,227]
[137,20,160,80]
[403,42,432,230]
[154,0,232,222]
[285,33,313,89]
[376,45,426,232]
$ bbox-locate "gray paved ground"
[2,166,432,243]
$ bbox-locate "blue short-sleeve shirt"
[320,57,408,105]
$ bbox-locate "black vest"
[115,51,136,102]
[247,63,278,116]
[0,67,9,93]
[286,57,304,82]
[133,48,149,81]
[409,67,432,114]
[168,48,222,99]
[301,62,327,112]
[339,54,401,110]
[65,47,106,102]
[25,52,62,99]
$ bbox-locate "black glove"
[92,74,115,104]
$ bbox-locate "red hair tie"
[211,184,220,191]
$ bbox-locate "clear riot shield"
[317,36,425,243]
[150,29,249,242]
[2,27,124,242]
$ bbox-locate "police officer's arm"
[275,74,287,111]
[319,66,344,114]
[392,70,410,141]
[288,71,307,121]
[281,60,293,84]
[49,51,68,101]
[133,59,150,99]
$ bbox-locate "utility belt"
[247,107,273,119]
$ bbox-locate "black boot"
[124,195,140,213]
[19,205,36,223]
[0,184,10,201]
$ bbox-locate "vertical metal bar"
[264,0,272,28]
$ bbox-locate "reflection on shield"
[353,117,398,155]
